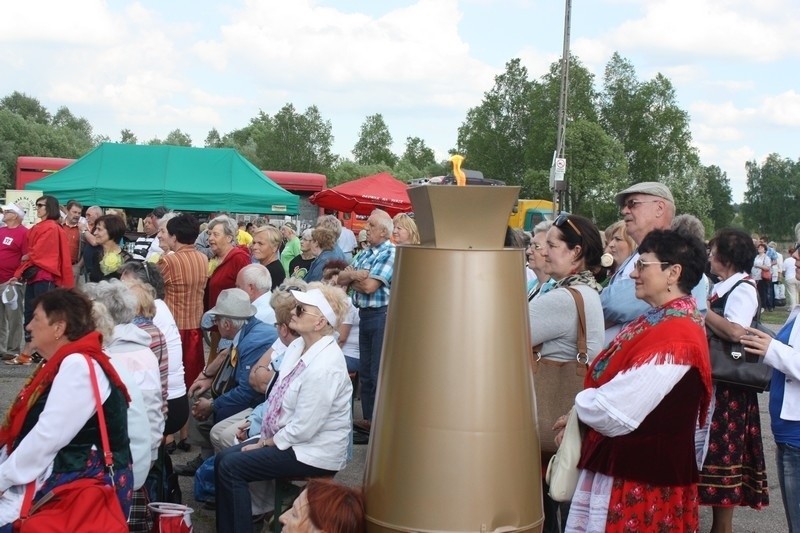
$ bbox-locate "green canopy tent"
[24,143,299,214]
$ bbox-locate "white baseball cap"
[1,203,26,219]
[291,289,338,327]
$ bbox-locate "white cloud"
[592,0,800,62]
[761,91,800,126]
[0,0,120,45]
[194,0,496,110]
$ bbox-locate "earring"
[667,284,672,293]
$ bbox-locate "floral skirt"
[606,479,698,532]
[698,383,769,508]
[566,471,699,533]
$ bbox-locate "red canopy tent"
[309,172,412,216]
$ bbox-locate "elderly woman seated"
[214,284,353,533]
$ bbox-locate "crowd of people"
[0,185,797,532]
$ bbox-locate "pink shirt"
[0,225,28,283]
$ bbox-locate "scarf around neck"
[0,331,130,453]
[553,270,603,293]
[586,295,712,426]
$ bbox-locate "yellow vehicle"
[508,199,556,232]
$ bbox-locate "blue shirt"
[350,239,395,309]
[305,247,346,282]
[213,317,278,421]
[770,317,800,447]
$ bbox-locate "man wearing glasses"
[601,182,707,344]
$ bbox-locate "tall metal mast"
[551,0,572,215]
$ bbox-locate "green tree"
[600,54,699,183]
[261,104,336,173]
[352,113,397,166]
[224,104,336,174]
[163,129,192,146]
[703,165,735,231]
[561,119,628,227]
[400,137,436,169]
[456,58,533,184]
[741,154,800,239]
[401,136,436,170]
[204,128,223,148]
[120,129,138,144]
[0,91,51,124]
[527,54,599,172]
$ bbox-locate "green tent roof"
[24,143,299,214]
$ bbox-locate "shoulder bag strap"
[18,355,115,519]
[83,354,114,476]
[566,287,588,365]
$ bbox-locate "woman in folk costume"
[0,289,132,529]
[563,229,712,532]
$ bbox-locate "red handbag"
[13,355,128,533]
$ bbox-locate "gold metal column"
[364,185,543,532]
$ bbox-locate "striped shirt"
[159,246,208,330]
[350,239,395,309]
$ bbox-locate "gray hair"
[371,209,393,238]
[92,301,115,346]
[208,215,238,240]
[158,211,179,229]
[316,214,342,238]
[671,214,705,242]
[219,316,247,330]
[301,228,313,240]
[87,206,103,218]
[239,263,272,293]
[532,220,553,235]
[82,279,136,326]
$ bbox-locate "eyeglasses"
[531,243,544,251]
[554,214,581,236]
[295,305,322,318]
[36,203,46,208]
[634,259,670,272]
[622,199,659,210]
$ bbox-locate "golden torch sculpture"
[363,181,544,532]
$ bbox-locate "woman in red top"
[204,215,251,363]
[7,196,73,366]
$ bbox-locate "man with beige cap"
[0,203,27,360]
[601,182,707,344]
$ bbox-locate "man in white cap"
[175,288,277,476]
[601,181,707,344]
[0,203,28,360]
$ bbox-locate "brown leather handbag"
[531,287,588,454]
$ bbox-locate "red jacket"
[14,220,74,289]
[204,245,251,311]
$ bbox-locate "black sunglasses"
[295,305,322,318]
[554,213,581,236]
[36,203,47,208]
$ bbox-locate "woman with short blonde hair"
[250,225,286,290]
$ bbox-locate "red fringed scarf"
[0,331,130,453]
[586,295,713,426]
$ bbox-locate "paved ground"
[0,359,790,532]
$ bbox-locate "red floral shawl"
[586,295,712,426]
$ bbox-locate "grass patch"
[761,307,791,325]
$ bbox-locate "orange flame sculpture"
[450,154,466,186]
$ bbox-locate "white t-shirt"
[784,256,797,280]
[153,299,186,400]
[341,302,360,359]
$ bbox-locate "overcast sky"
[2,0,798,202]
